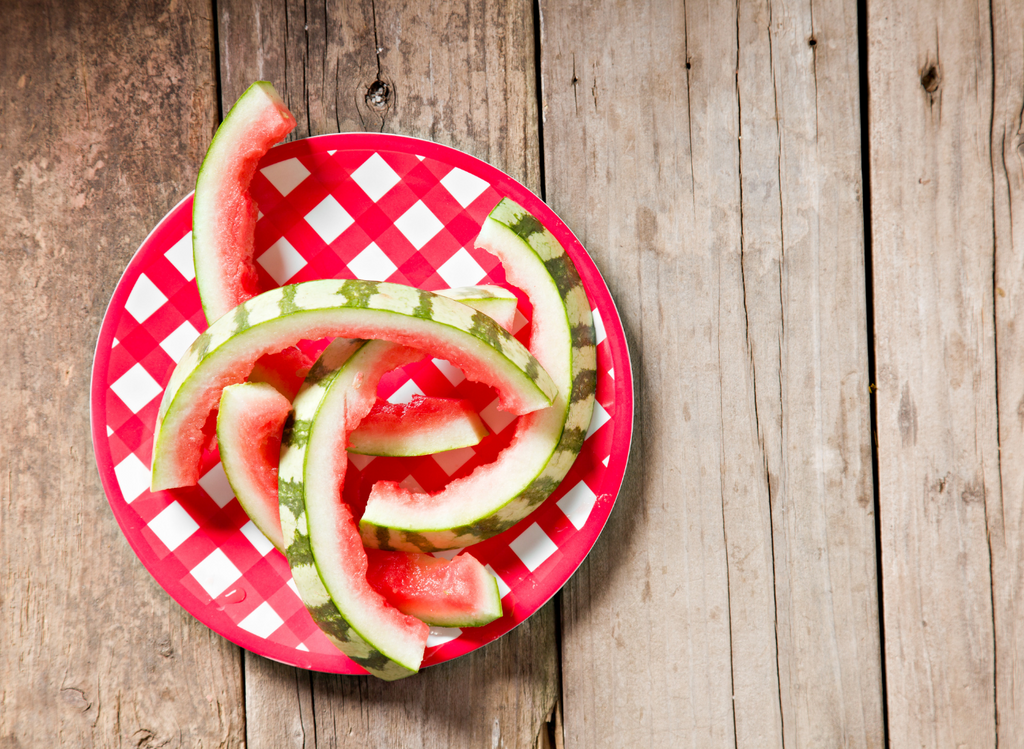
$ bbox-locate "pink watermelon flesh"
[248,346,315,401]
[364,549,502,627]
[192,81,296,323]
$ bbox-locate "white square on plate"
[240,520,275,556]
[592,307,607,345]
[485,564,511,598]
[261,158,310,197]
[148,501,199,552]
[190,548,243,599]
[305,195,354,244]
[159,321,200,363]
[237,602,285,638]
[436,248,486,288]
[479,397,516,435]
[432,446,475,476]
[426,626,462,648]
[124,273,167,323]
[350,153,401,202]
[556,481,598,531]
[164,232,195,281]
[198,462,235,508]
[348,453,375,470]
[440,167,489,208]
[114,453,151,504]
[431,358,465,386]
[508,523,558,573]
[585,402,611,440]
[110,363,162,414]
[257,236,307,285]
[347,242,397,282]
[387,379,423,405]
[394,201,444,250]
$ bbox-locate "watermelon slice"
[348,396,487,456]
[193,81,296,323]
[359,199,597,550]
[365,550,502,627]
[151,279,555,491]
[279,339,430,679]
[216,382,487,550]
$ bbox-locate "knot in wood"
[365,80,391,110]
[920,64,940,94]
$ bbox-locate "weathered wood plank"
[541,0,882,745]
[868,0,999,745]
[0,1,245,747]
[217,1,555,745]
[991,0,1024,741]
[744,0,884,745]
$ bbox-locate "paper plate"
[90,133,633,673]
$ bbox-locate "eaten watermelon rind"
[280,339,428,679]
[358,199,597,550]
[193,81,296,324]
[151,279,556,491]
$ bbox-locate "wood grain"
[540,0,882,745]
[868,0,999,745]
[0,1,245,747]
[217,1,556,745]
[991,0,1024,741]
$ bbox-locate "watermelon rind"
[359,199,597,550]
[193,81,296,324]
[280,339,429,679]
[347,397,488,457]
[150,279,556,491]
[217,382,291,550]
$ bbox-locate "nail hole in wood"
[921,64,940,93]
[365,80,391,110]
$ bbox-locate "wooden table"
[3,0,1021,745]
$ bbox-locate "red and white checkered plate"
[90,133,633,674]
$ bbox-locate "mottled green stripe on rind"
[570,368,598,403]
[543,255,580,298]
[193,331,213,360]
[279,283,300,315]
[233,303,251,332]
[571,321,596,349]
[338,279,380,308]
[505,212,545,241]
[468,311,504,355]
[282,418,312,449]
[412,290,433,320]
[374,524,394,552]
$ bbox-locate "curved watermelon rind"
[193,80,296,324]
[150,279,557,491]
[280,339,427,680]
[358,199,597,550]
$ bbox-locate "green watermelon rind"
[151,279,557,491]
[280,339,426,680]
[193,81,296,324]
[358,199,597,550]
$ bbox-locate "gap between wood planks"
[856,0,890,744]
